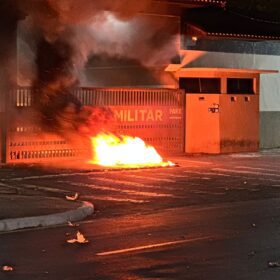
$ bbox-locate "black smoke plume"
[5,0,179,135]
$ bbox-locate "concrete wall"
[260,111,280,149]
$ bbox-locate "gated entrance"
[6,87,185,163]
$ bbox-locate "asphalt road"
[2,151,280,279]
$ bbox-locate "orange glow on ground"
[89,133,174,168]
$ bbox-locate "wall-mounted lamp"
[192,36,198,42]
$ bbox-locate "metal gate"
[6,87,185,163]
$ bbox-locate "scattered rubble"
[68,221,79,227]
[268,261,280,268]
[247,251,256,257]
[67,231,89,244]
[2,265,13,272]
[66,193,79,201]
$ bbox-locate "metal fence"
[5,87,185,163]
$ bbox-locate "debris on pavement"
[68,221,79,227]
[2,265,13,272]
[66,193,79,201]
[268,261,280,268]
[247,251,256,257]
[67,231,89,244]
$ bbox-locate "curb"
[0,201,94,232]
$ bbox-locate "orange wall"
[220,95,259,153]
[186,94,220,153]
[181,70,261,154]
[185,94,259,154]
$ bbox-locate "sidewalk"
[0,188,94,232]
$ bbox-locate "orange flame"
[89,133,174,168]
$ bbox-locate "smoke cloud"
[15,0,179,134]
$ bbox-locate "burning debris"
[89,133,174,168]
[2,265,13,272]
[66,193,79,201]
[67,231,89,244]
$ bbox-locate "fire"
[89,133,174,168]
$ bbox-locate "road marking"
[4,168,176,182]
[229,153,260,158]
[92,177,162,189]
[82,195,148,204]
[213,168,280,178]
[60,178,177,191]
[183,170,231,177]
[177,160,213,165]
[127,174,176,183]
[94,177,152,187]
[1,172,95,181]
[254,163,280,168]
[191,190,225,195]
[182,169,280,183]
[96,236,210,256]
[70,182,175,198]
[236,166,280,173]
[22,184,71,194]
[156,173,187,179]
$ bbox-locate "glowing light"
[192,36,198,42]
[89,133,174,168]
